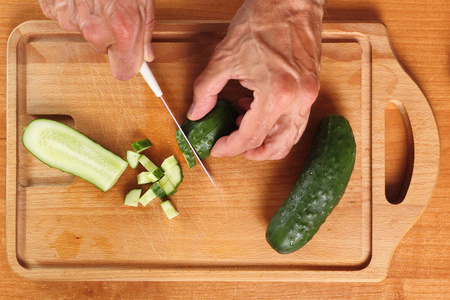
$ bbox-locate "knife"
[139,62,217,188]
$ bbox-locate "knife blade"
[139,62,217,188]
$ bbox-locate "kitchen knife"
[139,62,217,188]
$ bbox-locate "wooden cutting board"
[6,21,439,282]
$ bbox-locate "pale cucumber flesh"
[22,119,128,192]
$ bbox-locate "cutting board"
[6,21,439,281]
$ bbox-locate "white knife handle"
[140,62,163,98]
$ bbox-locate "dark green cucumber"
[175,99,239,168]
[266,114,356,254]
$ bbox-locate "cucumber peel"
[131,139,152,153]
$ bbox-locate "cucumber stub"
[22,119,128,192]
[175,99,238,168]
[131,139,152,153]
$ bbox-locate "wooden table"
[1,0,448,298]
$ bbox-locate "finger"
[143,0,155,62]
[107,15,146,80]
[77,1,113,54]
[52,1,79,32]
[242,114,308,161]
[237,97,253,111]
[189,55,231,120]
[210,98,279,157]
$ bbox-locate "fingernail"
[187,103,195,119]
[145,43,154,62]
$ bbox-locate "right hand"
[38,0,155,80]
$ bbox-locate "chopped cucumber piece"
[131,139,152,153]
[139,188,156,207]
[137,172,152,185]
[161,200,179,219]
[164,164,183,188]
[161,155,178,172]
[22,119,128,192]
[126,151,142,169]
[150,182,166,199]
[138,155,157,171]
[124,189,142,207]
[149,167,164,181]
[159,176,177,197]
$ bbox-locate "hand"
[189,0,324,160]
[38,0,155,80]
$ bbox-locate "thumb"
[188,58,230,120]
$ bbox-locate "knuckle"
[301,76,320,103]
[81,22,103,46]
[109,13,139,42]
[271,146,291,160]
[243,135,265,149]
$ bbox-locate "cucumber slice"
[149,167,164,181]
[137,171,152,185]
[164,165,183,188]
[138,155,157,171]
[22,119,128,192]
[131,139,152,153]
[139,188,156,206]
[150,182,166,199]
[124,189,142,207]
[160,200,179,219]
[158,176,177,197]
[161,155,178,172]
[127,151,142,169]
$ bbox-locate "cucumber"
[22,119,128,192]
[139,155,163,181]
[164,164,183,188]
[158,176,177,197]
[131,139,152,153]
[175,99,239,168]
[139,188,156,207]
[124,189,142,207]
[127,151,142,169]
[150,182,166,199]
[266,114,356,254]
[160,200,179,219]
[161,155,178,172]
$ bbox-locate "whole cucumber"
[266,114,356,254]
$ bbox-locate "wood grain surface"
[1,0,449,298]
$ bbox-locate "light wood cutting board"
[6,21,439,281]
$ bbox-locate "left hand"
[188,0,324,160]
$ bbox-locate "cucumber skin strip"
[22,119,128,192]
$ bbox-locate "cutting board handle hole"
[385,101,415,205]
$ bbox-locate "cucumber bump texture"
[175,99,239,168]
[266,114,356,254]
